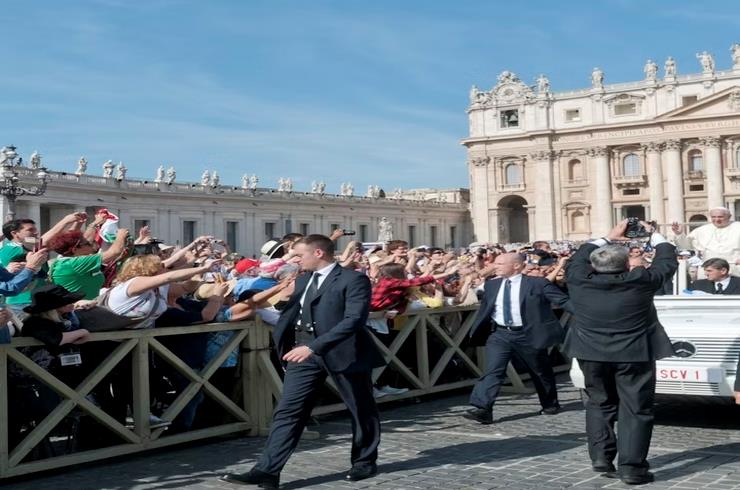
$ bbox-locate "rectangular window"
[689,184,705,192]
[284,219,292,234]
[183,220,196,245]
[226,221,238,251]
[134,219,150,237]
[408,225,416,248]
[264,222,275,239]
[614,103,637,115]
[565,109,581,122]
[430,226,438,247]
[682,95,698,106]
[622,189,639,196]
[359,224,368,242]
[330,223,341,234]
[300,223,310,236]
[449,226,457,248]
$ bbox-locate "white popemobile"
[570,262,740,398]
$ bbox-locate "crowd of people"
[4,206,739,474]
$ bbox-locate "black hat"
[24,284,85,314]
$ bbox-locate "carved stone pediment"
[655,86,740,120]
[603,93,645,116]
[490,71,535,106]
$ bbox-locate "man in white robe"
[672,207,740,276]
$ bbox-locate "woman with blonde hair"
[106,254,220,329]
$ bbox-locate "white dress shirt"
[299,262,337,309]
[492,274,523,326]
[714,276,731,293]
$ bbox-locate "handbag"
[75,287,162,332]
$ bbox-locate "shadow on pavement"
[281,432,586,489]
[652,442,740,481]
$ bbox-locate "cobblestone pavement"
[6,381,740,490]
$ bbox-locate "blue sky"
[2,1,739,192]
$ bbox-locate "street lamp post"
[0,145,50,223]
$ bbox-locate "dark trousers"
[580,360,656,476]
[469,328,558,411]
[255,355,380,475]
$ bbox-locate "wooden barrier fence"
[1,306,570,479]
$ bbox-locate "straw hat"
[194,278,237,300]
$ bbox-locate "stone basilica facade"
[463,45,740,242]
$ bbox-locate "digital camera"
[625,217,655,239]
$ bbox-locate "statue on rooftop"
[664,56,677,78]
[643,59,658,82]
[75,157,87,176]
[591,67,604,89]
[116,162,127,181]
[103,160,115,178]
[29,151,42,169]
[697,51,715,74]
[731,43,740,69]
[536,74,550,94]
[166,166,176,184]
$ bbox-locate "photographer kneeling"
[564,219,677,486]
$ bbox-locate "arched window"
[622,153,640,177]
[689,214,707,231]
[568,159,583,181]
[571,210,586,232]
[688,149,703,172]
[505,164,522,185]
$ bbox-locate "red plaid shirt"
[370,275,436,311]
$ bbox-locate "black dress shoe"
[219,468,280,489]
[620,471,655,485]
[592,460,616,473]
[539,405,560,415]
[345,463,378,482]
[462,407,493,424]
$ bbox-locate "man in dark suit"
[463,252,572,424]
[221,234,383,489]
[690,258,740,294]
[564,220,677,486]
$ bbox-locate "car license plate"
[657,365,723,383]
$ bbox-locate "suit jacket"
[690,276,740,295]
[468,275,573,349]
[273,264,384,373]
[563,241,678,362]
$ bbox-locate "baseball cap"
[235,258,261,274]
